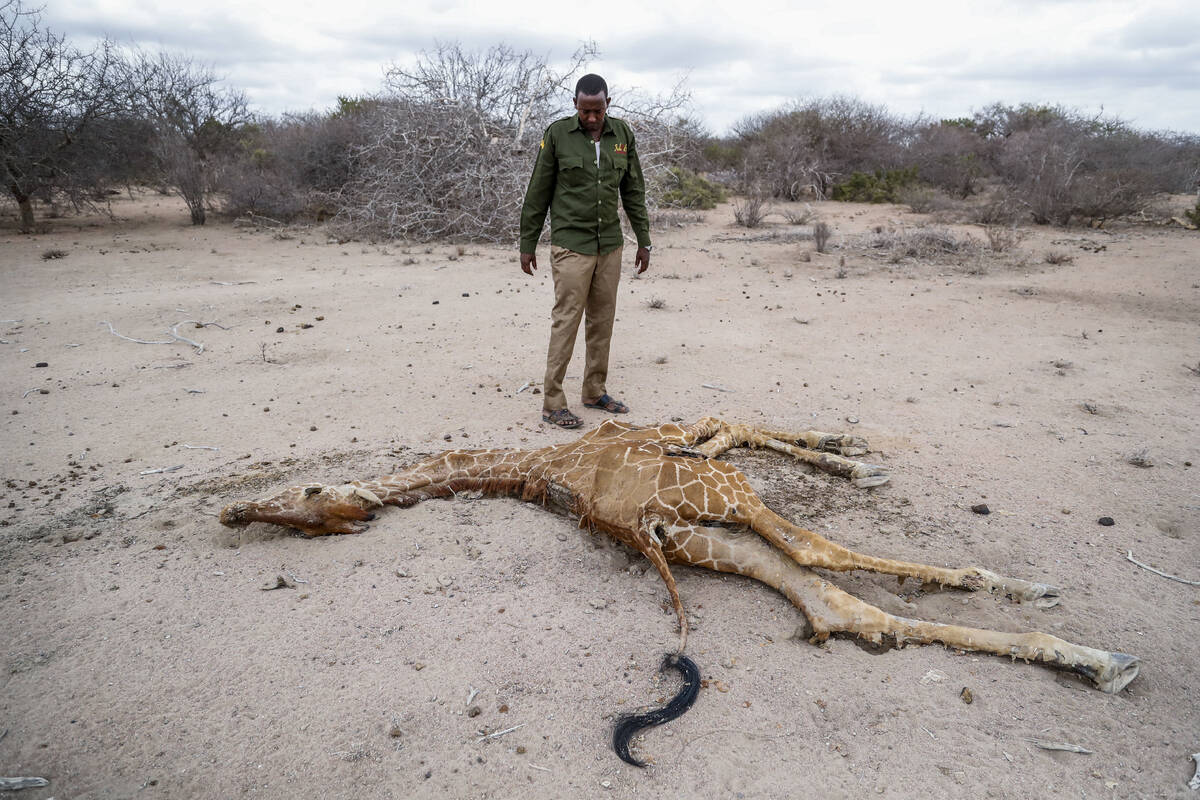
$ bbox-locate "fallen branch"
[702,383,735,393]
[140,465,183,475]
[182,444,219,451]
[21,387,41,398]
[0,777,49,790]
[477,723,524,741]
[1126,550,1200,586]
[1025,738,1093,754]
[101,320,173,345]
[211,280,257,286]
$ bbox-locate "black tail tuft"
[612,653,701,767]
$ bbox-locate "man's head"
[574,73,610,136]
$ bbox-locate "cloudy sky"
[39,0,1200,135]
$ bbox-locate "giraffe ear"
[352,487,384,507]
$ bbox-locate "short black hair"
[575,73,608,99]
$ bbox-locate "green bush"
[656,166,727,209]
[830,167,920,203]
[1185,199,1200,228]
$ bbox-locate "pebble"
[960,687,974,704]
[437,575,453,587]
[970,504,990,515]
[34,362,48,367]
[276,326,284,333]
[1098,516,1115,526]
[588,598,608,609]
[600,781,612,789]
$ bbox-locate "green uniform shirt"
[519,113,651,255]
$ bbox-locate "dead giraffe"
[219,417,1140,765]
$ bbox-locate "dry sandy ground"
[1,193,1197,799]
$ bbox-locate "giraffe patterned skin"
[219,417,1139,695]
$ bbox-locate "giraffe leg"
[662,524,1139,693]
[690,421,889,487]
[749,508,1060,605]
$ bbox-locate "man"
[519,73,652,429]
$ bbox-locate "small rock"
[600,780,612,789]
[462,292,469,297]
[1098,516,1115,526]
[515,745,526,754]
[845,416,859,424]
[443,434,452,441]
[432,300,440,305]
[276,326,284,333]
[437,575,453,587]
[35,362,48,368]
[309,425,317,431]
[532,388,541,395]
[413,662,426,671]
[960,687,974,704]
[588,598,608,610]
[467,706,481,718]
[970,504,990,515]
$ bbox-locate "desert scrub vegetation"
[830,167,920,203]
[653,166,727,209]
[733,193,771,228]
[710,98,1200,228]
[855,226,982,265]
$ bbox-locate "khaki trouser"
[543,245,623,411]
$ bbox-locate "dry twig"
[1126,551,1200,586]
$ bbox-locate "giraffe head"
[219,483,384,536]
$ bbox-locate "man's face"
[574,92,609,135]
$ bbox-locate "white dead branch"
[1126,551,1200,586]
[101,320,231,354]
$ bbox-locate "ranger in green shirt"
[520,73,652,429]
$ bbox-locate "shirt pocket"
[612,153,628,173]
[558,155,585,173]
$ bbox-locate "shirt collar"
[571,114,614,136]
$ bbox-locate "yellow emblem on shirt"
[614,143,628,154]
[539,139,545,149]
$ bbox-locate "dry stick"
[1025,738,1093,754]
[0,778,49,791]
[211,280,257,286]
[140,465,183,475]
[702,383,735,393]
[182,444,219,451]
[21,387,40,398]
[1126,550,1200,586]
[477,723,524,742]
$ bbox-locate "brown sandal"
[583,394,629,414]
[542,408,583,428]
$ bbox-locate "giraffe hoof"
[853,473,890,488]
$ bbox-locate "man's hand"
[520,252,537,275]
[635,246,650,274]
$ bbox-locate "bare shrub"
[862,226,981,263]
[780,204,815,225]
[898,185,957,214]
[733,96,908,200]
[1044,249,1075,265]
[733,194,770,228]
[127,50,253,225]
[646,296,666,309]
[650,208,704,228]
[41,248,67,260]
[813,221,832,252]
[983,224,1025,253]
[2,1,130,231]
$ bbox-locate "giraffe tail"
[612,653,701,767]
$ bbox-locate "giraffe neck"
[346,447,545,506]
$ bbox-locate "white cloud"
[35,0,1200,133]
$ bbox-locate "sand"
[1,193,1197,798]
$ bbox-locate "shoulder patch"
[540,139,545,149]
[614,143,628,154]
